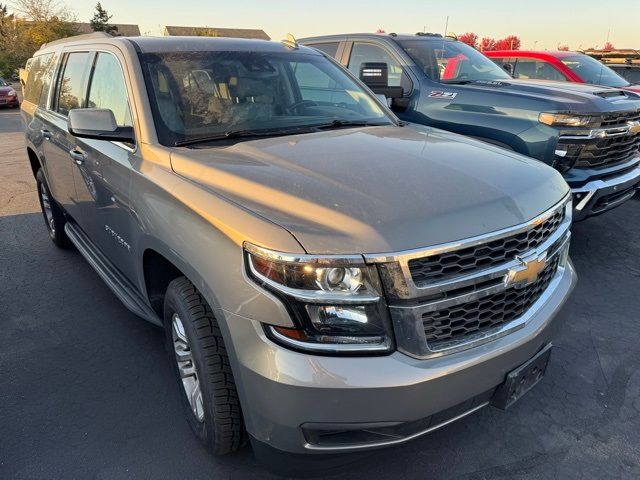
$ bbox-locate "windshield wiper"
[314,119,391,130]
[174,126,316,147]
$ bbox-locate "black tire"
[163,276,246,455]
[36,168,70,248]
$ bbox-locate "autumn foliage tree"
[494,35,521,50]
[479,37,496,51]
[458,32,478,48]
[603,41,614,51]
[558,44,570,51]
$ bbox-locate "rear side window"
[55,52,93,116]
[87,52,132,127]
[24,53,54,106]
[310,42,340,59]
[513,58,567,82]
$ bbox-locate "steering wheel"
[287,99,318,113]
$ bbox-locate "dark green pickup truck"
[301,33,640,220]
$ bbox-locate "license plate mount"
[491,343,552,410]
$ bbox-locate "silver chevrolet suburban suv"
[21,33,576,469]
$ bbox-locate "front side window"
[398,39,512,83]
[560,55,630,88]
[140,50,392,146]
[347,42,408,89]
[513,58,567,82]
[56,52,93,116]
[87,52,132,127]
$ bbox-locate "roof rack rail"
[41,31,112,49]
[415,32,442,37]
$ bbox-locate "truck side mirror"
[68,108,135,143]
[359,62,404,99]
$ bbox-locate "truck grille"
[375,196,572,359]
[422,255,560,350]
[599,110,640,128]
[572,134,640,168]
[408,207,565,285]
[560,110,640,169]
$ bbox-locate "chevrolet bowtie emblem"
[507,252,547,287]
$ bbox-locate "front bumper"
[222,260,576,455]
[0,96,19,107]
[568,160,640,221]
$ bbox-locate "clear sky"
[61,0,639,50]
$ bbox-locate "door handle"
[41,129,52,139]
[69,149,86,165]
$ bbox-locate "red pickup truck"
[485,50,640,94]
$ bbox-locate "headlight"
[245,242,394,354]
[7,89,16,97]
[539,113,593,127]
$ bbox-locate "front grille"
[599,110,640,128]
[571,134,640,168]
[422,255,561,350]
[408,208,565,285]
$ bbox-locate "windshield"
[397,39,512,83]
[561,55,630,88]
[140,50,392,146]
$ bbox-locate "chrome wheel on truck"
[171,313,204,422]
[35,168,70,248]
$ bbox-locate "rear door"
[70,50,138,282]
[42,51,94,223]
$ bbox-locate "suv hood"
[170,125,568,255]
[454,79,640,113]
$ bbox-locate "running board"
[65,222,162,326]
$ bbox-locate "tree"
[90,2,117,35]
[558,44,570,51]
[458,32,478,49]
[479,37,496,52]
[0,0,77,76]
[494,35,521,50]
[603,41,614,51]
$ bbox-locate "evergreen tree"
[90,3,118,35]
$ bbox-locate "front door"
[70,51,138,282]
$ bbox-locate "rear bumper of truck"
[567,158,640,221]
[222,260,576,456]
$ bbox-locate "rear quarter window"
[24,53,55,107]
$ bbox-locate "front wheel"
[163,277,246,454]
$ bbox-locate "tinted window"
[513,59,567,81]
[24,53,54,105]
[398,39,511,83]
[560,55,629,87]
[610,66,640,84]
[140,50,391,146]
[348,43,409,90]
[87,53,132,127]
[56,52,93,116]
[310,42,340,59]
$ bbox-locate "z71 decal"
[429,91,457,99]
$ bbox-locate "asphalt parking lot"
[1,102,639,479]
